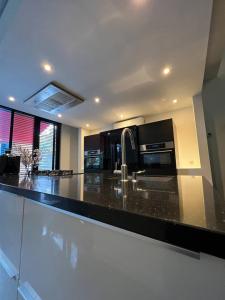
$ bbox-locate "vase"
[24,165,31,176]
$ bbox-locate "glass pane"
[0,108,11,155]
[143,153,172,166]
[39,122,54,170]
[11,113,34,173]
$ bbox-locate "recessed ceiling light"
[86,123,90,128]
[42,63,53,73]
[8,96,15,102]
[57,114,62,118]
[95,97,100,103]
[172,99,178,104]
[120,114,124,119]
[162,67,171,76]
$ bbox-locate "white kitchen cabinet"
[19,198,225,300]
[0,190,24,300]
[0,261,18,300]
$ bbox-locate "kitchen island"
[1,173,225,300]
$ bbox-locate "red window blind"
[0,108,11,155]
[12,112,34,172]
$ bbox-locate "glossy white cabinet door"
[0,190,24,300]
[20,199,225,300]
[0,263,18,300]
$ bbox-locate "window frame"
[38,120,58,170]
[0,104,61,170]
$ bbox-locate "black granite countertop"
[1,173,225,259]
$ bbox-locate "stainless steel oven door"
[140,150,176,175]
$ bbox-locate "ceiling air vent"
[24,82,84,114]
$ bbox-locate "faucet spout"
[121,128,136,181]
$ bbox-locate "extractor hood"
[24,82,84,114]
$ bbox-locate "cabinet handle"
[18,282,42,300]
[0,247,18,279]
[140,150,173,154]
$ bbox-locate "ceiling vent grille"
[24,82,85,114]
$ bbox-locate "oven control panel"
[140,141,174,152]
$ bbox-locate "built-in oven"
[139,141,177,176]
[84,149,102,171]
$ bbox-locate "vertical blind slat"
[11,113,34,173]
[39,121,54,170]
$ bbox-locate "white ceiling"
[0,0,213,130]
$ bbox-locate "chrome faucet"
[120,128,136,181]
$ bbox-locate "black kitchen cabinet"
[138,119,174,145]
[84,134,100,150]
[100,126,139,172]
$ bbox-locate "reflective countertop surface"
[0,173,224,235]
[1,173,225,259]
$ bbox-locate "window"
[12,113,34,173]
[0,105,61,173]
[39,121,55,170]
[0,108,11,155]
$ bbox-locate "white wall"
[60,125,79,172]
[193,93,212,183]
[202,75,225,197]
[90,117,144,134]
[90,125,112,135]
[77,128,90,173]
[144,107,201,172]
[113,117,144,129]
[177,176,206,227]
[60,125,91,173]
